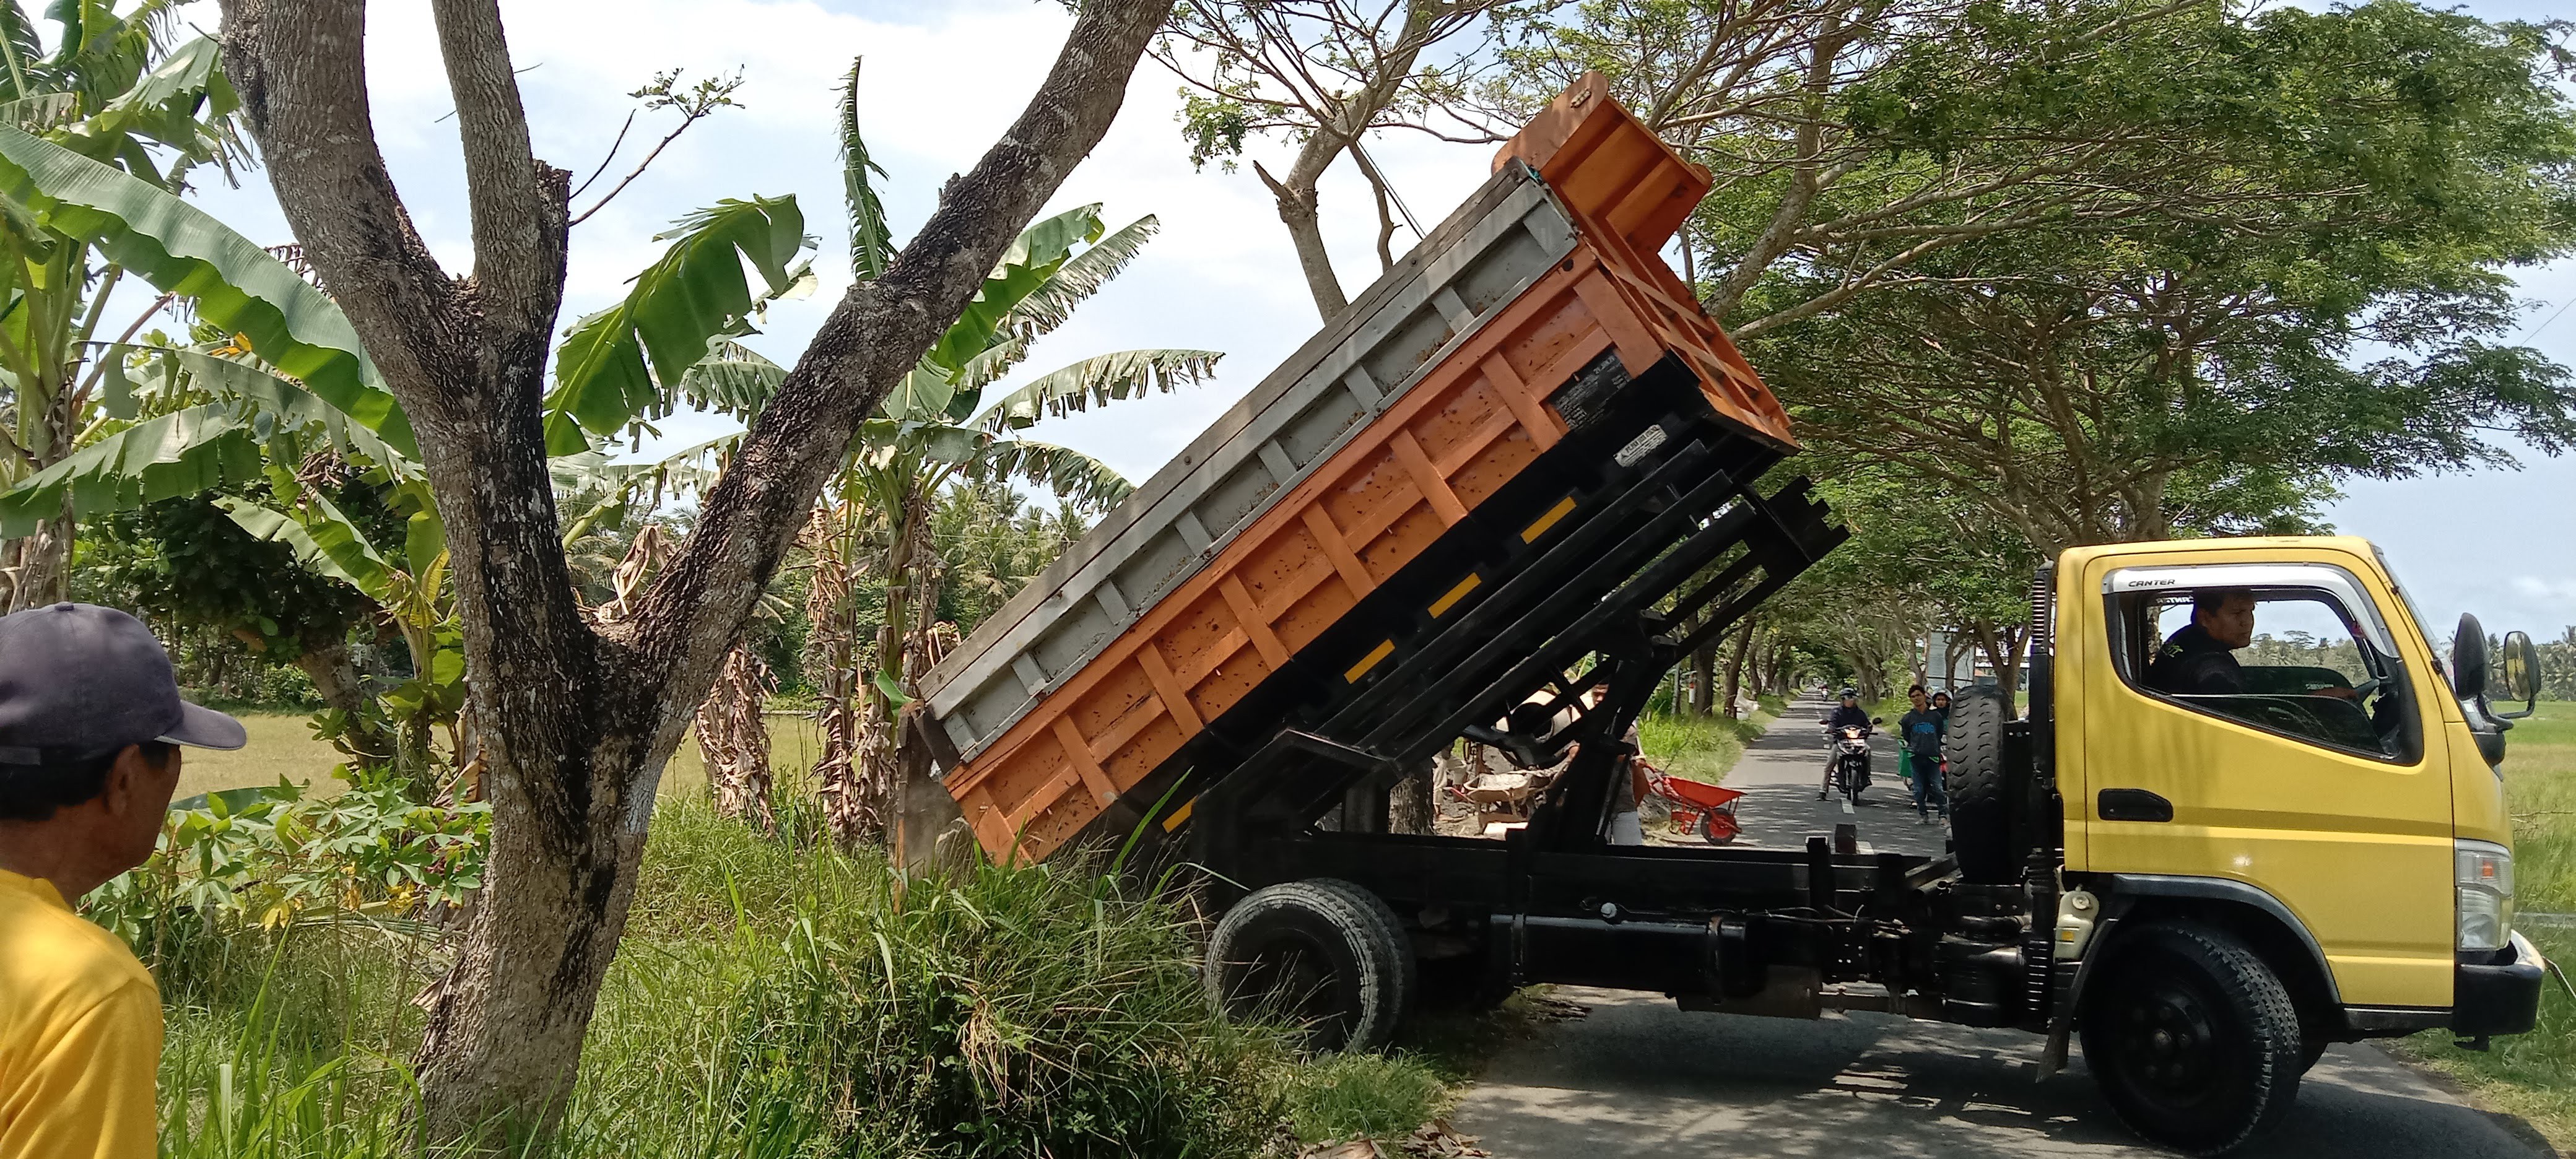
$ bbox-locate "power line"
[1348,139,1423,238]
[2519,295,2575,343]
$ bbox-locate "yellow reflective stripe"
[1429,573,1482,617]
[1346,640,1396,683]
[1521,495,1578,543]
[1161,797,1196,832]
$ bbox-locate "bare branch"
[570,69,745,227]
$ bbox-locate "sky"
[163,0,2576,641]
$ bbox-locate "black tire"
[2080,923,2305,1155]
[1944,685,2017,883]
[1305,878,1416,1021]
[2298,1037,2329,1075]
[1205,879,1410,1052]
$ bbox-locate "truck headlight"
[2456,840,2515,952]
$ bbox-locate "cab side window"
[2111,585,2411,760]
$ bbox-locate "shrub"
[569,797,1292,1158]
[87,781,485,965]
[1276,1051,1450,1145]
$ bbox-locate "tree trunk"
[3,506,73,613]
[801,503,864,843]
[1687,636,1716,716]
[1719,619,1757,719]
[694,643,775,831]
[1387,761,1435,835]
[217,0,1168,1143]
[890,705,970,882]
[293,635,395,765]
[1261,163,1348,318]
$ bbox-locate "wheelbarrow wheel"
[1700,810,1740,844]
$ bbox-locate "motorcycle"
[1818,717,1882,805]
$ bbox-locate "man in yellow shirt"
[0,603,245,1158]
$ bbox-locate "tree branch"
[217,0,456,391]
[429,0,567,334]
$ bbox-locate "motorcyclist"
[1822,688,1873,791]
[1824,688,1870,731]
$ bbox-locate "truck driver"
[2146,589,2255,695]
[2146,588,2362,701]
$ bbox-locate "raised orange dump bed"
[923,76,1791,862]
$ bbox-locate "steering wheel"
[2344,675,2385,700]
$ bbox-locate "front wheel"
[2080,923,2304,1155]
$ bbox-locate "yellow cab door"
[2075,547,2454,1008]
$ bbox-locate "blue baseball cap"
[0,602,246,765]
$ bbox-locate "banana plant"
[0,1,258,609]
[788,60,1227,843]
[220,477,466,797]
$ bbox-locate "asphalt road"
[1453,698,2555,1158]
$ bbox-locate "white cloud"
[2509,576,2576,606]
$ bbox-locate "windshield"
[2370,544,2447,672]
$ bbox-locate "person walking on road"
[1899,685,1949,823]
[0,603,247,1159]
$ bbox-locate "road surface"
[1453,698,2553,1158]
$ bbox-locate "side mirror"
[1871,716,1886,725]
[2452,614,2489,703]
[2494,630,2541,720]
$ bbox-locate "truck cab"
[2012,537,2546,1145]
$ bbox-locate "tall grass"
[141,796,1474,1157]
[1637,708,1772,783]
[2391,701,2576,1148]
[571,800,1290,1158]
[2500,702,2576,914]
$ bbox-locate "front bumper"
[2454,931,2546,1037]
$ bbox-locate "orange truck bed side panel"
[946,76,1792,861]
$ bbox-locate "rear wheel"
[2080,923,2304,1155]
[1205,879,1411,1052]
[1945,686,2017,883]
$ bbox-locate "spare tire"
[1206,879,1411,1051]
[1944,685,2019,884]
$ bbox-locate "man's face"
[103,745,181,872]
[1910,690,1928,711]
[2198,594,2258,650]
[1841,695,1858,709]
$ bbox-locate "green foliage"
[838,56,892,280]
[87,779,487,955]
[545,195,812,454]
[82,485,376,657]
[1,343,419,536]
[137,796,1320,1158]
[1275,1052,1450,1145]
[0,123,413,454]
[924,483,1089,638]
[1637,708,1768,784]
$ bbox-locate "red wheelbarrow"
[1641,762,1744,843]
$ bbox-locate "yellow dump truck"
[915,77,2549,1155]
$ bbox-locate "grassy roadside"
[1639,695,1782,784]
[2387,701,2576,1147]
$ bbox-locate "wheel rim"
[2105,976,2229,1109]
[1224,933,1343,1036]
